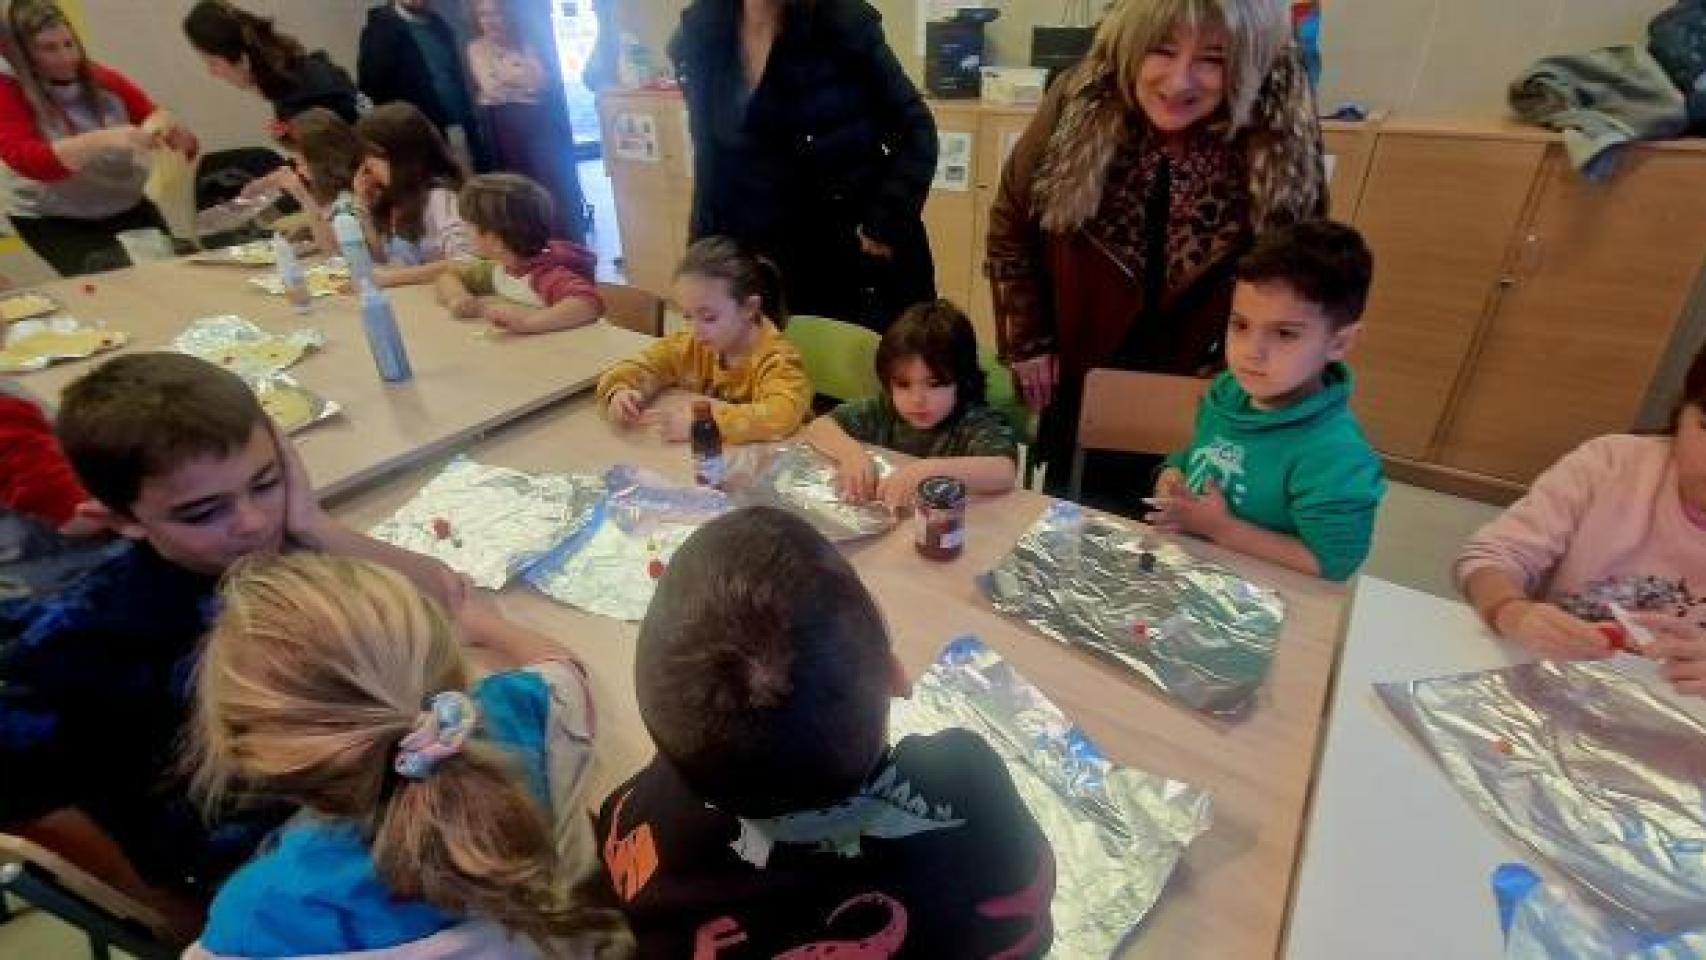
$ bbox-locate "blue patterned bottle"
[359,279,412,383]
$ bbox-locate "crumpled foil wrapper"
[171,315,323,382]
[526,466,728,621]
[891,636,1213,957]
[248,258,350,297]
[727,442,896,542]
[188,239,276,267]
[0,289,61,322]
[979,503,1286,716]
[369,457,604,590]
[0,317,128,373]
[253,373,340,435]
[1379,661,1706,933]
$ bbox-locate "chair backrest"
[0,832,175,945]
[597,282,664,336]
[783,315,882,404]
[1077,368,1210,457]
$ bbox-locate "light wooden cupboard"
[597,90,1706,498]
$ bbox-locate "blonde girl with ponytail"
[184,553,629,959]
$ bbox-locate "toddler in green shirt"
[1151,220,1385,582]
[806,299,1019,510]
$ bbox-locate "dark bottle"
[691,400,724,487]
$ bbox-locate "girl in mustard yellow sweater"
[597,238,811,444]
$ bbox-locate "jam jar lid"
[916,476,968,509]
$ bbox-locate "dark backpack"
[1650,0,1706,126]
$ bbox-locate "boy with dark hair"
[596,506,1054,957]
[433,172,602,335]
[0,352,464,936]
[1150,218,1385,581]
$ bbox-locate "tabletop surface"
[331,396,1352,959]
[1285,576,1706,959]
[11,259,651,498]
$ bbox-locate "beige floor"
[0,479,1503,957]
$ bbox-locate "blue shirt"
[198,669,557,956]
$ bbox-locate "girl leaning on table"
[239,107,380,260]
[596,237,812,445]
[353,101,475,288]
[182,553,631,959]
[1457,344,1706,696]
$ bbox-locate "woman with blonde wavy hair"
[987,0,1324,511]
[184,553,629,959]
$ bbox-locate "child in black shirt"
[595,506,1055,957]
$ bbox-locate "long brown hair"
[675,236,788,328]
[282,107,361,206]
[356,102,466,243]
[182,0,308,102]
[189,554,624,949]
[6,0,108,134]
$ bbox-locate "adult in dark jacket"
[357,0,492,172]
[183,0,361,125]
[670,0,937,332]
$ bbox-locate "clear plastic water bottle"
[359,279,412,383]
[273,233,312,315]
[332,207,374,289]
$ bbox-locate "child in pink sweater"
[1457,349,1706,695]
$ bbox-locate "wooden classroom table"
[11,259,651,498]
[330,395,1351,959]
[1285,577,1706,958]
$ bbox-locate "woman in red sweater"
[0,1,197,276]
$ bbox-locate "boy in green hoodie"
[1150,220,1384,582]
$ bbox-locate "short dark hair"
[636,507,892,817]
[875,299,987,406]
[1235,219,1374,329]
[1672,342,1706,433]
[458,173,554,256]
[58,352,264,513]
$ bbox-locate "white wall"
[80,0,371,152]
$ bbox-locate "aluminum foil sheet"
[171,315,323,382]
[248,259,350,298]
[0,289,61,322]
[890,636,1213,958]
[0,318,128,373]
[526,466,729,621]
[1379,661,1706,933]
[726,442,896,542]
[369,457,604,590]
[188,239,278,267]
[193,188,281,237]
[253,373,340,435]
[1500,865,1706,960]
[978,502,1287,716]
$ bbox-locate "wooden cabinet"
[596,89,1706,497]
[1349,133,1546,460]
[1436,148,1706,481]
[597,91,692,297]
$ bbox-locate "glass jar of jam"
[914,476,967,561]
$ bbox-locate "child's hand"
[446,294,482,320]
[642,405,693,443]
[1637,615,1706,696]
[876,461,930,511]
[1154,467,1186,499]
[483,303,537,332]
[835,452,879,502]
[1495,600,1613,660]
[606,388,646,426]
[1146,478,1232,538]
[271,419,332,546]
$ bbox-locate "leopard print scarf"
[1032,46,1325,237]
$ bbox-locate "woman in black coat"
[670,0,937,331]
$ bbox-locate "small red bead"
[431,517,452,540]
[647,558,666,580]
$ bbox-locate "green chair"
[980,349,1040,486]
[783,314,882,406]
